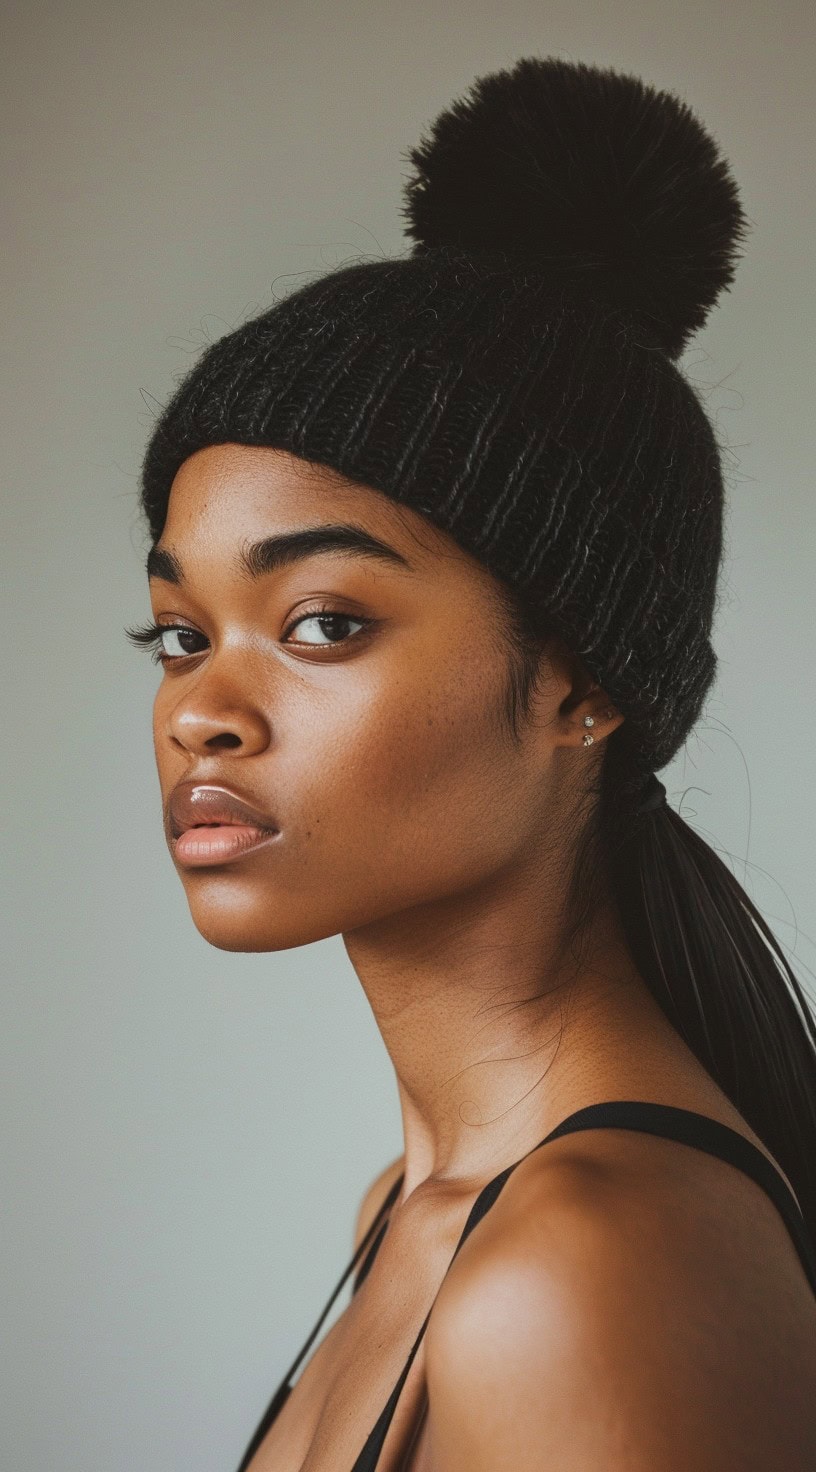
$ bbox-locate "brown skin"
[147,444,816,1470]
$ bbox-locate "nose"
[162,684,271,758]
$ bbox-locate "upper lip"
[168,781,279,839]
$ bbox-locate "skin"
[145,443,816,1470]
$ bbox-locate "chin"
[178,863,446,953]
[181,884,348,953]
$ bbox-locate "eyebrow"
[145,523,415,585]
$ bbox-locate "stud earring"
[582,714,595,746]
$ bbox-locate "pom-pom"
[401,56,749,359]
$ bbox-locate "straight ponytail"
[498,587,816,1242]
[602,774,816,1236]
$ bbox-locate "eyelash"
[124,604,373,665]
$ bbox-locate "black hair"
[494,572,816,1239]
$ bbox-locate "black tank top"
[234,1100,816,1472]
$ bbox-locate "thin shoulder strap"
[235,1172,404,1472]
[350,1165,516,1471]
[352,1213,390,1296]
[533,1100,816,1294]
[353,1176,407,1295]
[350,1099,816,1472]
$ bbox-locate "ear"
[547,637,625,751]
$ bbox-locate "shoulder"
[352,1152,404,1251]
[424,1135,816,1470]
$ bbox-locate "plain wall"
[2,2,814,1468]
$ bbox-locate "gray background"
[2,2,814,1469]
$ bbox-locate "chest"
[242,1207,460,1472]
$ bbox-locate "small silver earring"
[583,716,595,727]
[582,731,594,746]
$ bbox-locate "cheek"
[299,661,526,879]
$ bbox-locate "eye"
[123,605,373,664]
[283,607,371,646]
[124,620,207,664]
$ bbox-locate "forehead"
[161,443,437,553]
[153,443,505,614]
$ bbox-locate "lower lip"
[173,824,279,867]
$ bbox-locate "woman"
[127,55,816,1470]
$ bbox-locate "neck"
[343,852,663,1198]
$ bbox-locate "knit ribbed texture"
[140,247,724,779]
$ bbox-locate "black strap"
[349,1165,518,1471]
[352,1214,392,1297]
[531,1100,816,1295]
[349,1100,816,1471]
[234,1172,403,1472]
[237,1101,816,1472]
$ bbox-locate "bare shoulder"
[352,1152,405,1251]
[424,1134,816,1471]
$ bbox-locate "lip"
[173,823,280,867]
[168,781,280,867]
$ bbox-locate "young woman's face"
[146,443,576,952]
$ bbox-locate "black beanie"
[139,56,748,784]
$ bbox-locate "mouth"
[168,782,280,867]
